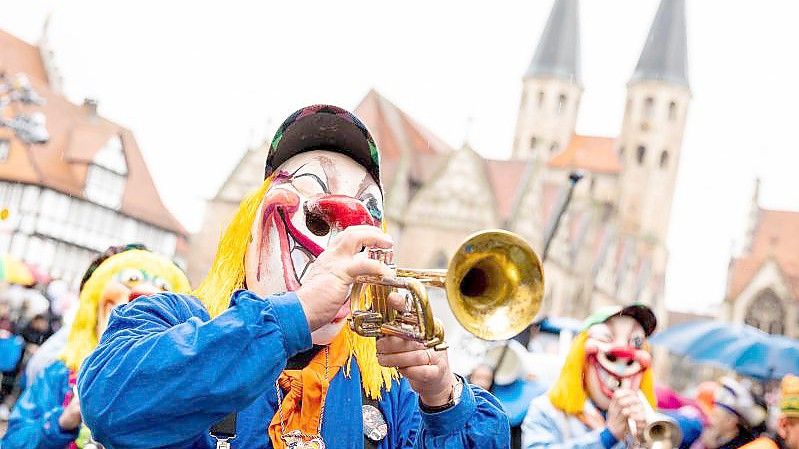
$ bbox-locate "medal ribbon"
[268,331,349,449]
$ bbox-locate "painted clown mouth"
[278,209,320,286]
[589,355,642,398]
[277,208,350,324]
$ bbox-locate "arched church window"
[636,145,646,165]
[668,101,677,121]
[644,97,654,119]
[530,136,538,149]
[550,142,560,154]
[659,150,669,168]
[537,91,545,108]
[557,94,567,114]
[744,289,786,335]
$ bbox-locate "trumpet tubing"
[349,229,544,349]
[630,391,682,449]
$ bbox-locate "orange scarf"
[268,331,350,449]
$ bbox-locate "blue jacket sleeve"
[77,290,312,449]
[412,377,510,448]
[2,361,78,449]
[521,397,607,449]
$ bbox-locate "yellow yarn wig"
[60,250,191,372]
[548,331,656,415]
[193,177,397,399]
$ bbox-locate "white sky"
[2,1,798,314]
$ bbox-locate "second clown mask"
[548,304,657,415]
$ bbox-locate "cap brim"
[268,113,376,183]
[620,304,658,337]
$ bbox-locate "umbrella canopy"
[651,320,799,380]
[0,254,35,285]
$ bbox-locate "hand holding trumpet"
[607,388,647,441]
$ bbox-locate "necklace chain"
[275,345,330,440]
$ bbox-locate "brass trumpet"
[349,230,544,350]
[629,391,682,449]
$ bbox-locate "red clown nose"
[303,195,379,235]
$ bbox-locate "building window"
[659,150,669,168]
[644,97,654,119]
[745,289,785,335]
[550,142,560,154]
[636,145,647,165]
[530,136,538,149]
[537,91,545,107]
[557,93,567,114]
[85,134,127,209]
[94,135,128,175]
[619,146,625,158]
[668,101,677,121]
[0,139,9,162]
[85,165,125,209]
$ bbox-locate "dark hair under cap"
[79,243,148,292]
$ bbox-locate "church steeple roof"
[525,0,581,84]
[630,0,689,88]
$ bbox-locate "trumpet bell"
[446,230,544,341]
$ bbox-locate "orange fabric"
[268,331,350,449]
[740,437,779,449]
[576,408,605,431]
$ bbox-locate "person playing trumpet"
[78,105,509,449]
[522,305,659,449]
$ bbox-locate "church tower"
[617,0,690,242]
[512,0,581,160]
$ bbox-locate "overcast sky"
[2,1,798,313]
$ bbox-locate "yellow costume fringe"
[60,250,191,372]
[193,177,398,399]
[548,331,656,415]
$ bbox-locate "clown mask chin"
[243,150,384,344]
[583,316,651,410]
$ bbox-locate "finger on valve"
[331,225,392,255]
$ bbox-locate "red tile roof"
[356,89,452,159]
[548,135,621,174]
[727,208,799,299]
[0,30,185,235]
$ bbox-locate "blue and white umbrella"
[650,320,799,380]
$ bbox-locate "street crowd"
[0,105,796,449]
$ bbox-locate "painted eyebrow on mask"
[293,172,330,194]
[355,173,375,198]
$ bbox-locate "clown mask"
[88,250,191,337]
[584,315,652,410]
[62,249,191,373]
[244,150,384,345]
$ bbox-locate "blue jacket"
[78,290,510,449]
[2,360,79,449]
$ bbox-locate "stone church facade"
[188,0,691,322]
[722,180,799,338]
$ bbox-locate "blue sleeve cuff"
[229,290,312,357]
[600,428,618,449]
[269,292,313,357]
[419,375,477,436]
[42,407,80,445]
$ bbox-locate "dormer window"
[85,135,127,209]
